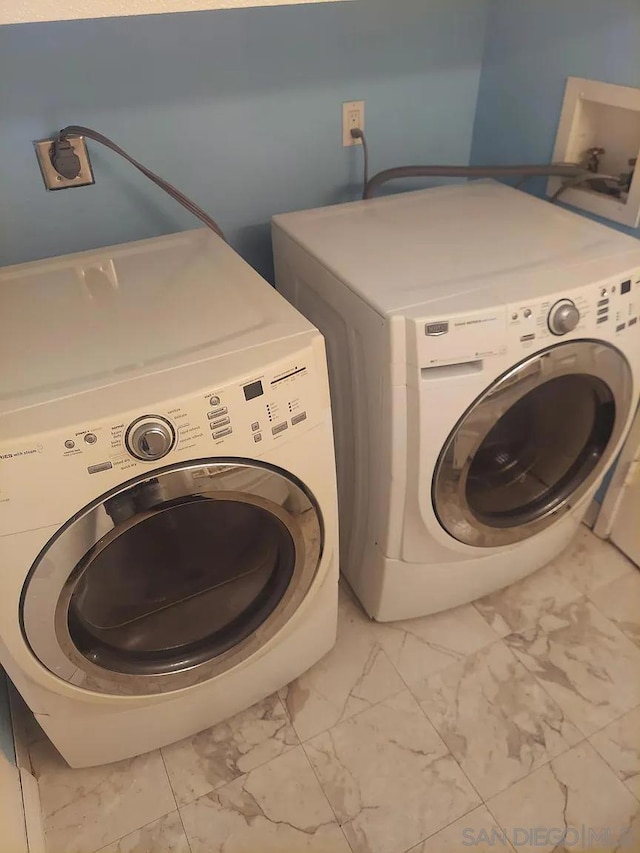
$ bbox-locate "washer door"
[433,341,633,547]
[22,460,323,695]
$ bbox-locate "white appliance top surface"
[0,229,312,414]
[273,181,640,316]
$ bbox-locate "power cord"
[350,128,369,200]
[51,126,226,242]
[50,136,82,180]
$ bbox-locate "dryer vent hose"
[362,163,593,200]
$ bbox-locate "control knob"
[548,299,580,336]
[126,416,175,461]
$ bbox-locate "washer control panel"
[416,269,640,368]
[508,270,640,351]
[548,299,581,336]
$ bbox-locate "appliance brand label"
[0,446,42,460]
[425,321,449,336]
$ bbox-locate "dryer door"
[22,460,323,695]
[433,341,633,547]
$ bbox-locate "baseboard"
[20,769,45,853]
[9,688,45,853]
[582,499,600,530]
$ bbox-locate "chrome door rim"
[22,459,323,696]
[432,341,633,547]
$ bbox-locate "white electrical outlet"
[343,100,364,146]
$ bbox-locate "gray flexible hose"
[58,125,227,241]
[362,163,591,200]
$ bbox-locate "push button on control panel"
[213,426,233,439]
[209,416,230,429]
[64,439,75,449]
[291,411,307,425]
[208,407,228,419]
[88,461,113,474]
[251,421,260,432]
[84,433,97,445]
[272,422,288,435]
[209,396,221,407]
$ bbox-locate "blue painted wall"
[471,0,640,238]
[0,0,488,280]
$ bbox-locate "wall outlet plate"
[343,100,364,147]
[34,136,95,190]
[548,77,640,228]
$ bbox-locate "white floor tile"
[31,739,176,853]
[305,691,480,853]
[503,598,640,736]
[413,641,581,798]
[279,587,405,742]
[368,603,497,686]
[179,746,350,853]
[162,693,297,806]
[488,742,640,853]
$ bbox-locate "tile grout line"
[296,679,409,745]
[470,600,514,641]
[584,704,640,807]
[399,802,513,853]
[583,572,640,652]
[86,808,187,853]
[481,799,518,853]
[298,739,357,853]
[404,667,492,813]
[159,748,194,853]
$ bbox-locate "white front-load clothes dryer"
[0,230,338,767]
[272,181,640,621]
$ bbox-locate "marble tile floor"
[25,526,640,853]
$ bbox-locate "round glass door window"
[69,497,295,675]
[433,342,632,547]
[22,461,322,695]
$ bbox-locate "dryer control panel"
[0,340,330,536]
[69,355,319,472]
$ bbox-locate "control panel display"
[243,380,264,401]
[621,280,632,295]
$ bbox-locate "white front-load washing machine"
[273,181,640,621]
[0,229,338,767]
